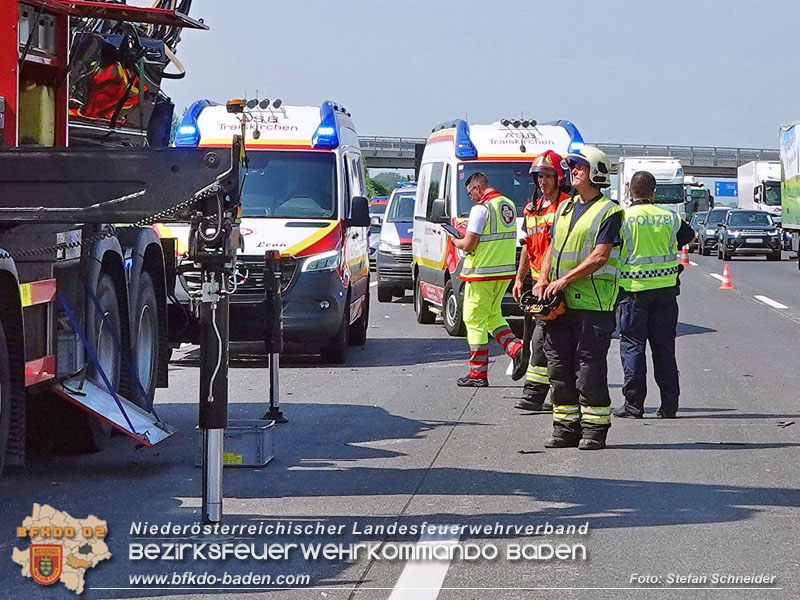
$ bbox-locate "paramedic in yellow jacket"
[447,172,526,387]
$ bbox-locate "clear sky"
[162,0,797,149]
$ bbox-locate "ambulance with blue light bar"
[412,118,584,335]
[168,99,371,363]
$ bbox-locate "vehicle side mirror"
[370,215,382,228]
[428,198,448,223]
[347,196,371,227]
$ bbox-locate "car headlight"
[379,240,401,253]
[732,231,740,238]
[769,230,780,236]
[705,229,716,235]
[301,250,339,272]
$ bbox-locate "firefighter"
[613,171,695,419]
[512,150,571,411]
[533,145,622,450]
[448,172,526,387]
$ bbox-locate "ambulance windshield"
[386,193,416,222]
[456,162,535,217]
[241,152,337,219]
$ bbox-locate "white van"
[617,157,686,218]
[167,98,371,362]
[412,118,585,335]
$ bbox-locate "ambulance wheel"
[80,274,121,452]
[131,272,158,408]
[349,288,369,346]
[321,293,350,363]
[377,284,393,303]
[443,280,466,337]
[0,321,11,475]
[414,278,435,324]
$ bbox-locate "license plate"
[746,238,761,244]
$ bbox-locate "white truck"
[737,161,782,222]
[617,157,686,218]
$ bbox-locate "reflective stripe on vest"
[461,195,518,280]
[619,204,680,292]
[550,195,622,311]
[524,196,563,280]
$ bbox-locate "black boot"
[579,426,609,451]
[457,376,488,388]
[545,421,581,448]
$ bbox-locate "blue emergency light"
[454,120,478,159]
[430,120,478,159]
[174,99,217,147]
[312,101,340,149]
[542,119,586,153]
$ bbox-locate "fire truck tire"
[131,272,158,408]
[349,288,369,346]
[0,320,11,475]
[321,291,350,363]
[80,274,121,452]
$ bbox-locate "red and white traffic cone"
[679,246,690,266]
[718,264,734,290]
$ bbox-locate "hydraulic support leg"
[198,271,230,524]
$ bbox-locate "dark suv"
[698,208,730,256]
[717,210,782,261]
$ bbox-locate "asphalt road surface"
[2,253,800,600]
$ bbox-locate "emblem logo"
[500,203,516,226]
[30,545,62,586]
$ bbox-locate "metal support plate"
[52,377,175,446]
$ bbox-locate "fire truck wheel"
[0,320,11,475]
[320,291,350,363]
[81,274,122,451]
[131,272,158,408]
[349,288,369,346]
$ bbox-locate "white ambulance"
[165,98,371,363]
[412,118,585,335]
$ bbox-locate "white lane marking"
[709,273,725,282]
[754,295,788,309]
[388,528,461,600]
[689,261,698,266]
[370,281,378,287]
[505,360,514,375]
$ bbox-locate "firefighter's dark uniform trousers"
[543,309,616,440]
[616,286,680,416]
[524,319,549,403]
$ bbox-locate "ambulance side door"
[415,162,447,290]
[343,152,369,312]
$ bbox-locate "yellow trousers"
[463,279,512,346]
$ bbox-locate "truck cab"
[737,161,782,222]
[411,118,584,335]
[169,99,371,363]
[618,157,686,219]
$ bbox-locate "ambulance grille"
[181,256,298,296]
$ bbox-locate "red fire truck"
[0,1,234,474]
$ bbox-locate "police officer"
[448,172,526,387]
[512,150,571,411]
[613,171,695,419]
[533,145,622,450]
